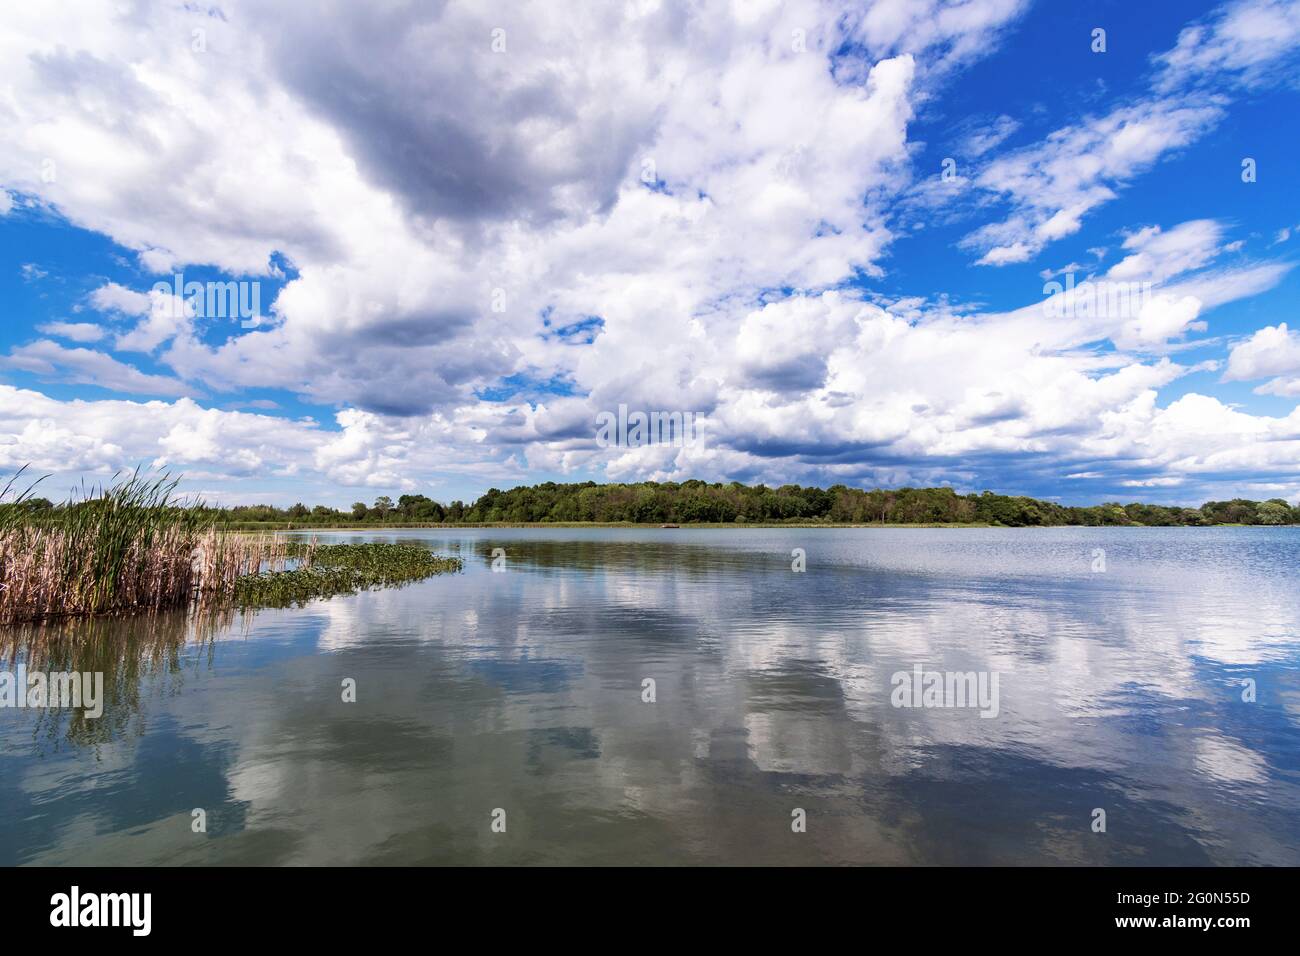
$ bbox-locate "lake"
[2,527,1298,865]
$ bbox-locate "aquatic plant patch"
[232,543,462,609]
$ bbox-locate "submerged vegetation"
[0,469,461,625]
[195,481,1299,529]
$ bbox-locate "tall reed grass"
[0,468,291,624]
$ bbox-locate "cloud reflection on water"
[2,527,1298,865]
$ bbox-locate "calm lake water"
[3,527,1299,866]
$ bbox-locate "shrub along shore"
[163,481,1299,529]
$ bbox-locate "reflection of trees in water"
[470,538,764,575]
[0,607,247,751]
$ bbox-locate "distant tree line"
[26,481,1285,528]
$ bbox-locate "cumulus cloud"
[2,341,194,397]
[0,0,946,421]
[1224,323,1300,384]
[263,0,666,227]
[1111,295,1206,351]
[0,0,1297,503]
[113,290,198,353]
[0,382,517,494]
[89,282,152,315]
[0,384,313,477]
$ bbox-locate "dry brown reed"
[0,469,305,625]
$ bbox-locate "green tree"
[194,480,1296,529]
[1256,500,1291,525]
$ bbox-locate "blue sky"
[2,0,1299,507]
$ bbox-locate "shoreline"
[232,521,1298,532]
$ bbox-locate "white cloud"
[114,290,198,353]
[36,321,106,343]
[961,114,1019,157]
[956,0,1300,268]
[0,0,953,419]
[1039,262,1089,281]
[1224,323,1300,382]
[89,282,152,316]
[1154,0,1300,90]
[848,0,1030,72]
[1256,377,1300,397]
[0,382,523,495]
[0,0,1296,504]
[2,341,194,397]
[0,384,315,477]
[1108,219,1225,283]
[962,100,1224,266]
[1112,295,1206,351]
